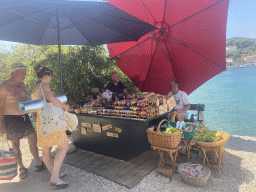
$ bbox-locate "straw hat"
[10,62,28,75]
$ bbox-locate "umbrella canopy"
[0,0,156,93]
[106,0,229,95]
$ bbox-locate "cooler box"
[162,121,198,141]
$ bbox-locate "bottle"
[176,121,181,130]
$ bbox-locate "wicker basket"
[193,131,229,148]
[146,119,182,149]
[178,163,211,187]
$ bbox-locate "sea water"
[189,65,256,137]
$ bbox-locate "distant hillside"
[226,37,256,62]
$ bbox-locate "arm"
[177,103,190,113]
[0,84,7,135]
[177,91,190,113]
[119,81,127,95]
[31,112,37,122]
[123,88,128,95]
[41,83,69,111]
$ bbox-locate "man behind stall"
[106,71,128,95]
[168,80,190,122]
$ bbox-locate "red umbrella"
[106,0,229,95]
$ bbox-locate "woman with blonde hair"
[31,65,69,189]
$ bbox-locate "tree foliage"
[0,43,143,102]
[226,38,256,62]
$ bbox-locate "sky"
[227,0,256,39]
[0,0,255,49]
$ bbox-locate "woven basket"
[146,119,182,149]
[0,139,17,180]
[193,131,229,148]
[178,163,211,187]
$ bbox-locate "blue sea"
[189,65,256,137]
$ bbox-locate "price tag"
[81,127,87,135]
[93,124,101,133]
[81,122,91,127]
[106,132,118,138]
[115,127,122,133]
[102,124,112,131]
[93,127,101,133]
[93,124,101,129]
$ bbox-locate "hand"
[0,126,6,135]
[123,89,128,95]
[63,104,69,111]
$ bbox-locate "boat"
[240,65,244,68]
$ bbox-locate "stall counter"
[71,112,172,161]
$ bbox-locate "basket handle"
[156,119,169,133]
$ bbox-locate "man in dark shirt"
[106,71,127,94]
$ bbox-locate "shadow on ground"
[225,135,256,153]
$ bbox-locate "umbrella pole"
[56,9,63,94]
[58,40,63,94]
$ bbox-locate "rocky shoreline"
[1,134,255,192]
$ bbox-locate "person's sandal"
[35,161,46,172]
[49,181,69,189]
[59,172,67,178]
[19,167,28,179]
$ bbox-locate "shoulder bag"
[38,85,68,137]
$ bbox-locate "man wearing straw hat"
[0,63,44,179]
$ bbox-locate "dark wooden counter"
[71,112,170,161]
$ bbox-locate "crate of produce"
[146,119,182,149]
[162,121,198,141]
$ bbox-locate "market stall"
[70,92,176,161]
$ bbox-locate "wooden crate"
[157,96,166,105]
[159,104,168,115]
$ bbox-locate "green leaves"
[0,43,143,102]
[226,38,256,62]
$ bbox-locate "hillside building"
[226,46,237,52]
[226,58,234,66]
[226,58,233,63]
[245,55,256,64]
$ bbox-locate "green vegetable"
[194,131,221,142]
[161,127,180,134]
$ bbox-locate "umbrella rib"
[38,10,63,45]
[165,0,224,31]
[142,37,160,89]
[62,16,102,45]
[152,34,172,61]
[163,0,167,23]
[64,16,152,42]
[164,33,225,69]
[4,7,57,30]
[62,14,153,32]
[163,36,178,80]
[140,0,158,24]
[112,36,151,57]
